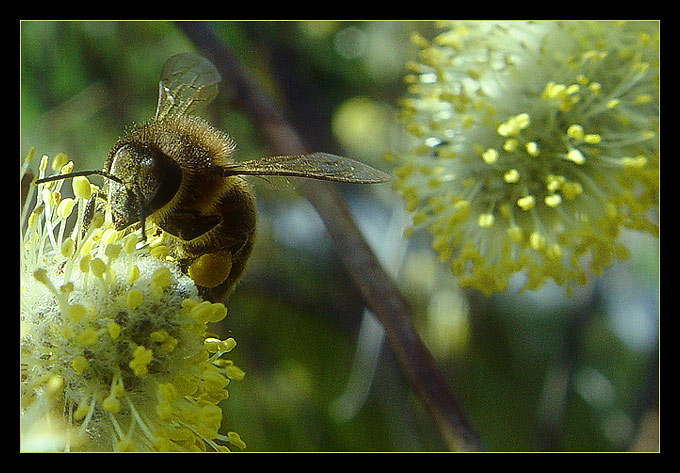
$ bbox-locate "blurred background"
[20,21,659,452]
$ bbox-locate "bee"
[36,53,390,302]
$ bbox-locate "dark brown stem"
[177,21,485,452]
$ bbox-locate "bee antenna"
[35,169,124,186]
[35,169,148,242]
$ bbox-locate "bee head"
[106,143,182,234]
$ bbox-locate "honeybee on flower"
[20,150,246,452]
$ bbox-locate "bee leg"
[132,184,148,242]
[81,191,107,238]
[190,231,255,302]
[161,211,222,243]
[183,179,257,302]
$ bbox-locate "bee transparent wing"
[155,53,221,120]
[219,153,391,184]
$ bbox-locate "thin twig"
[177,21,485,452]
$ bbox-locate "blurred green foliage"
[20,20,659,452]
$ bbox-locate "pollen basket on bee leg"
[187,250,233,289]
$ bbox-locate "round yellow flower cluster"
[20,151,245,452]
[391,21,659,295]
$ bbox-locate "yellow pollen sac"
[104,244,121,260]
[60,282,74,295]
[204,338,222,353]
[566,148,586,164]
[565,84,580,95]
[497,113,530,137]
[561,181,583,200]
[567,124,585,140]
[544,194,563,208]
[151,267,173,290]
[126,289,144,310]
[205,337,237,354]
[28,206,43,228]
[546,243,562,260]
[90,258,107,279]
[150,330,169,343]
[57,198,76,219]
[77,327,98,346]
[24,147,36,164]
[584,134,601,144]
[606,98,621,109]
[122,233,139,255]
[477,213,495,227]
[225,365,246,381]
[517,195,535,211]
[80,238,95,257]
[51,153,69,171]
[102,394,121,414]
[482,148,499,164]
[541,82,565,99]
[101,228,119,247]
[546,174,565,192]
[89,211,105,231]
[191,302,228,324]
[67,304,87,322]
[506,225,523,243]
[525,142,539,157]
[61,238,76,258]
[60,161,75,175]
[45,375,64,397]
[634,94,654,104]
[127,265,140,285]
[33,268,50,286]
[588,81,602,94]
[622,155,648,168]
[220,337,237,352]
[73,402,90,421]
[42,188,55,207]
[150,245,170,260]
[78,254,91,274]
[514,113,530,128]
[129,346,153,377]
[71,355,89,374]
[227,432,246,450]
[73,176,92,200]
[641,130,656,141]
[108,321,122,340]
[147,232,165,249]
[503,138,519,152]
[503,169,520,183]
[529,232,546,250]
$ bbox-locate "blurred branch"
[177,21,485,452]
